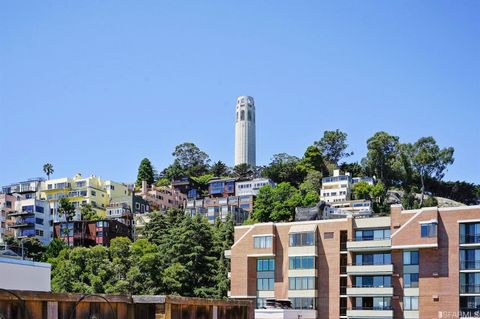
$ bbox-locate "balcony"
[461,260,480,271]
[8,211,35,217]
[346,307,393,318]
[9,221,35,228]
[347,237,391,252]
[460,284,480,294]
[347,263,394,275]
[346,286,394,296]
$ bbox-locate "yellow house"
[42,173,129,219]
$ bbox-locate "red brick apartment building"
[227,204,480,319]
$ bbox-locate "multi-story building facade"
[185,196,251,225]
[54,219,131,247]
[235,178,275,197]
[9,196,51,244]
[43,174,129,222]
[228,204,480,319]
[171,177,201,199]
[321,170,374,204]
[136,181,186,212]
[0,194,16,242]
[209,178,237,198]
[2,178,45,199]
[2,178,51,243]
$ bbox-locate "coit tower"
[235,96,256,167]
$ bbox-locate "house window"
[404,296,418,310]
[404,273,419,288]
[257,258,275,272]
[403,250,419,265]
[91,190,96,196]
[288,277,315,290]
[290,298,316,310]
[257,278,274,291]
[421,223,437,238]
[253,236,273,249]
[289,232,315,247]
[289,256,315,269]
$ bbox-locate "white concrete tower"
[235,96,256,166]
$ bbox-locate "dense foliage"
[135,158,155,187]
[49,210,233,298]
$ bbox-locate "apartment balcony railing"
[347,263,394,275]
[351,261,391,266]
[460,235,480,245]
[460,284,480,294]
[10,222,35,228]
[461,260,480,270]
[347,284,393,288]
[350,306,393,311]
[351,236,391,241]
[8,211,35,217]
[347,237,391,251]
[346,285,394,296]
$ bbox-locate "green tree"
[339,162,364,177]
[233,163,254,178]
[300,170,323,195]
[352,181,372,200]
[135,158,155,187]
[210,161,231,177]
[155,177,170,187]
[252,183,310,222]
[42,238,67,262]
[262,153,305,187]
[172,142,211,177]
[364,131,400,190]
[297,145,328,176]
[80,203,98,221]
[408,137,454,206]
[43,163,54,180]
[161,159,185,181]
[314,129,353,165]
[58,197,76,247]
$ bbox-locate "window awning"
[288,223,317,234]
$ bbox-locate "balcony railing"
[461,260,480,270]
[8,211,35,217]
[350,261,391,266]
[461,284,480,294]
[461,235,480,244]
[351,236,390,242]
[350,306,393,311]
[348,284,392,288]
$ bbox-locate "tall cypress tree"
[136,158,155,187]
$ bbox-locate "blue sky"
[0,1,479,185]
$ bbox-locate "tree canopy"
[135,158,155,187]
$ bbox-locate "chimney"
[333,169,340,177]
[142,180,148,194]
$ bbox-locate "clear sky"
[0,1,479,185]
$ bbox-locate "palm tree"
[58,197,75,247]
[43,163,54,180]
